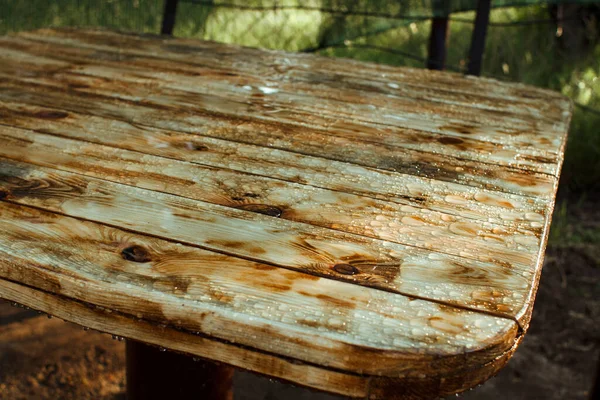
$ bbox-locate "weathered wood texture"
[0,28,571,399]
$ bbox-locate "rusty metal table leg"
[126,340,234,400]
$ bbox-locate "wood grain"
[0,277,522,399]
[0,100,551,229]
[0,35,566,176]
[0,202,518,376]
[0,127,543,267]
[0,76,559,199]
[0,34,567,198]
[0,157,535,319]
[0,28,571,399]
[10,29,571,141]
[0,279,369,398]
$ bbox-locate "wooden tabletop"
[0,28,571,399]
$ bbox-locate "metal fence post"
[427,0,450,70]
[161,0,180,35]
[427,17,449,70]
[467,0,491,75]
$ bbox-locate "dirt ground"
[1,191,598,400]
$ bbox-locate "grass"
[0,0,598,248]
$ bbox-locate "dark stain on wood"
[59,160,197,191]
[206,240,245,249]
[396,194,427,205]
[437,136,470,151]
[296,319,321,328]
[253,264,277,271]
[183,141,209,151]
[205,239,266,256]
[507,174,539,188]
[349,261,402,285]
[238,204,283,218]
[0,170,86,201]
[207,286,235,304]
[34,110,70,120]
[437,137,465,146]
[167,276,191,293]
[440,123,476,135]
[121,245,152,263]
[473,193,515,209]
[437,304,466,315]
[1,257,65,295]
[261,282,292,292]
[172,212,193,219]
[377,156,462,183]
[131,297,168,321]
[243,269,294,292]
[232,192,261,202]
[315,294,356,309]
[518,154,555,164]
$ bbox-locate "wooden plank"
[0,126,543,269]
[0,78,558,199]
[0,158,535,319]
[0,100,551,232]
[0,36,566,176]
[0,202,518,377]
[0,36,565,175]
[0,278,521,399]
[20,29,570,132]
[13,28,571,125]
[0,279,369,398]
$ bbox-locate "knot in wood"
[121,245,152,263]
[238,204,282,218]
[185,142,209,151]
[332,263,359,275]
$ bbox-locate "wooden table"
[0,28,571,400]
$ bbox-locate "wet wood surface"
[0,28,571,399]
